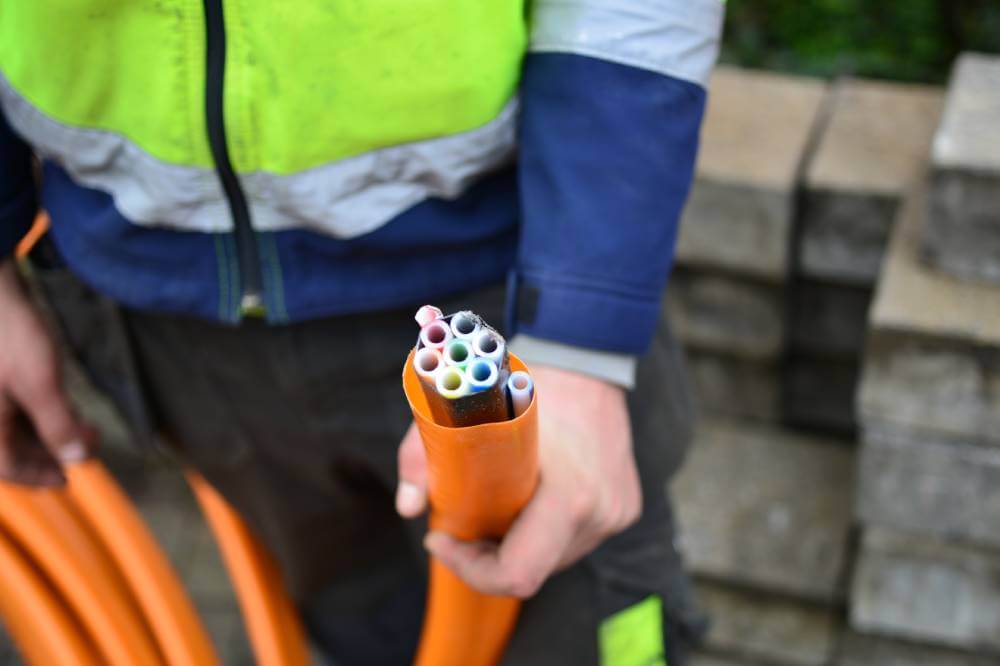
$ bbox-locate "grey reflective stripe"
[0,73,230,231]
[0,72,517,237]
[242,99,517,235]
[509,334,638,389]
[529,0,724,88]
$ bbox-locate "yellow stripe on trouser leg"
[599,595,668,666]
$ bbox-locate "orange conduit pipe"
[403,351,539,666]
[0,528,102,666]
[0,485,164,666]
[65,460,221,666]
[14,211,48,259]
[14,215,217,665]
[186,471,310,666]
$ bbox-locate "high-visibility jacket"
[0,1,722,355]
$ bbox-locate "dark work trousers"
[34,256,705,666]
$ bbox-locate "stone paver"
[695,581,839,666]
[673,419,854,602]
[801,80,943,284]
[860,182,1000,445]
[925,53,1000,283]
[850,527,1000,654]
[856,424,1000,549]
[667,270,784,361]
[783,354,859,434]
[677,67,828,282]
[870,176,1000,346]
[686,352,780,422]
[690,652,767,666]
[837,630,996,666]
[790,279,871,358]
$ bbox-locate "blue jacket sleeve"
[0,104,37,257]
[507,0,724,355]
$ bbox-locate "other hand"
[0,260,92,485]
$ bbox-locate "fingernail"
[396,481,421,516]
[59,440,88,464]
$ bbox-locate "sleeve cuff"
[505,270,663,355]
[510,334,637,389]
[0,186,38,257]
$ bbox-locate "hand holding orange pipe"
[403,351,539,666]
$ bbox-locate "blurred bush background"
[722,0,1000,82]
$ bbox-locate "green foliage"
[722,0,1000,83]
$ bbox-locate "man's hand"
[396,365,640,598]
[0,260,92,485]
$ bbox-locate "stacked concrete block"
[837,630,998,666]
[673,419,854,665]
[692,582,839,666]
[925,53,1000,283]
[787,80,943,433]
[667,267,785,421]
[851,528,1000,653]
[800,80,944,285]
[671,66,827,421]
[852,176,1000,660]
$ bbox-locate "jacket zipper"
[203,0,264,316]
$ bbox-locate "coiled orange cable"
[0,485,164,666]
[0,528,101,666]
[66,460,221,666]
[187,471,310,666]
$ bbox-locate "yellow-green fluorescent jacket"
[0,0,723,356]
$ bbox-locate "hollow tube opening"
[454,314,476,335]
[441,370,463,391]
[477,334,498,354]
[447,341,470,364]
[472,363,492,382]
[426,323,447,344]
[416,349,441,374]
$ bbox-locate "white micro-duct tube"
[420,320,453,351]
[507,371,533,418]
[415,347,444,382]
[436,366,470,400]
[465,359,499,393]
[414,305,444,328]
[450,311,482,341]
[443,339,474,368]
[473,330,505,365]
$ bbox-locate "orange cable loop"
[187,471,310,666]
[0,527,102,666]
[14,212,48,259]
[0,483,165,666]
[66,460,221,666]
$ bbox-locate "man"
[0,2,723,664]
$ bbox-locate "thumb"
[396,421,428,518]
[12,369,93,465]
